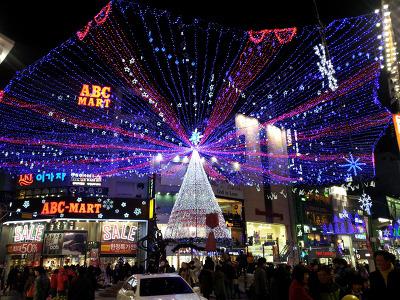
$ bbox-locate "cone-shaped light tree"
[164,150,230,240]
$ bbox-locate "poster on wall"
[62,232,87,255]
[43,232,64,255]
[43,231,87,255]
[100,222,138,255]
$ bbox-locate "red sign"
[315,251,336,258]
[18,174,34,186]
[78,84,111,108]
[100,241,137,254]
[41,201,102,215]
[7,242,43,254]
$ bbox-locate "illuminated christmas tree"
[164,150,230,240]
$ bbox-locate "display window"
[246,222,286,262]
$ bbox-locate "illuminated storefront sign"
[18,172,66,186]
[322,211,366,236]
[78,84,111,108]
[101,222,138,254]
[14,223,45,242]
[41,201,101,215]
[393,114,400,151]
[11,197,148,220]
[71,173,102,186]
[18,174,34,186]
[102,223,138,242]
[7,242,42,254]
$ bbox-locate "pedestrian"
[214,265,227,300]
[199,261,214,299]
[49,269,58,297]
[67,267,95,300]
[289,265,313,300]
[253,257,268,300]
[24,268,36,300]
[179,262,191,284]
[33,267,50,300]
[311,265,340,300]
[233,269,241,299]
[57,267,68,296]
[369,250,400,299]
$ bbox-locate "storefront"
[1,195,150,271]
[246,222,286,263]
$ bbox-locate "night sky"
[0,0,380,88]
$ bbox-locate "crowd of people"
[170,249,400,300]
[0,249,399,300]
[2,265,101,300]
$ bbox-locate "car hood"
[141,293,202,300]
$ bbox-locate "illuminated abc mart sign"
[41,201,102,215]
[78,84,111,108]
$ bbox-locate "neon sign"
[102,223,137,242]
[41,201,102,215]
[36,171,66,183]
[71,173,102,187]
[14,224,45,242]
[78,84,111,108]
[383,223,400,239]
[18,172,66,186]
[18,174,34,186]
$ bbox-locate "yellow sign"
[393,114,400,151]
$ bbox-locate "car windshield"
[140,277,194,296]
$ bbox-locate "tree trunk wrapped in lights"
[164,150,230,240]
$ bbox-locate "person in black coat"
[68,267,95,300]
[369,250,400,300]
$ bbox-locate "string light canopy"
[0,0,391,185]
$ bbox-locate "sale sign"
[101,222,138,254]
[7,242,43,254]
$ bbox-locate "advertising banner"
[62,232,87,255]
[100,222,138,255]
[43,232,64,255]
[7,242,42,254]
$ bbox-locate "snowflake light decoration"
[124,213,129,218]
[76,197,82,203]
[98,213,103,218]
[358,193,372,215]
[22,201,30,208]
[314,43,338,91]
[121,202,126,207]
[189,128,203,146]
[340,154,366,176]
[103,198,113,210]
[134,208,142,216]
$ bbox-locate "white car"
[117,273,207,300]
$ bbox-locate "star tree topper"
[190,128,203,145]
